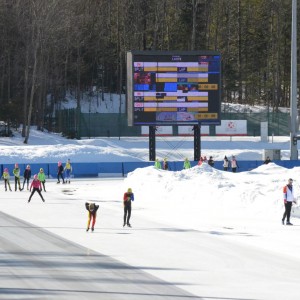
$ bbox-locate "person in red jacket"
[28,174,45,203]
[85,202,99,232]
[123,188,134,227]
[282,178,297,225]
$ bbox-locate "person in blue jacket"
[22,164,31,190]
[57,161,65,184]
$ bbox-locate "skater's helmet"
[127,188,132,193]
[26,165,30,169]
[4,168,8,172]
[34,174,38,179]
[40,168,44,172]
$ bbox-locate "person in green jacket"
[183,158,191,169]
[37,168,46,192]
[13,163,21,191]
[2,168,12,191]
[154,158,161,169]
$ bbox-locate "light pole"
[290,0,298,159]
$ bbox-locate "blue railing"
[1,160,300,178]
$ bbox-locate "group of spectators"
[154,155,236,171]
[154,155,274,173]
[222,155,239,172]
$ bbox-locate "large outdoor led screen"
[127,51,221,126]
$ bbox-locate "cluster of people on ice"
[1,158,135,231]
[1,163,30,192]
[1,155,296,229]
[1,159,73,202]
[57,159,73,184]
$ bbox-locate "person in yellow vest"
[13,163,22,191]
[64,159,72,184]
[2,168,12,191]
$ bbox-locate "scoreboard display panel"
[127,51,221,126]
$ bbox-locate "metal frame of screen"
[127,50,221,126]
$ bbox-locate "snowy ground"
[1,129,300,299]
[0,128,295,162]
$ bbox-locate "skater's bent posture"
[28,175,45,203]
[85,202,99,232]
[123,188,134,227]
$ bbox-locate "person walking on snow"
[13,163,22,191]
[198,156,204,166]
[123,188,134,227]
[38,168,46,192]
[22,165,31,190]
[64,159,72,183]
[208,156,214,167]
[2,168,12,191]
[28,174,45,203]
[162,158,169,170]
[231,156,239,172]
[282,178,297,225]
[223,156,229,171]
[57,161,65,184]
[85,202,99,232]
[154,158,161,169]
[183,158,191,169]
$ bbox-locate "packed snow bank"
[124,163,300,230]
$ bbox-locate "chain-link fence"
[52,109,290,138]
[221,112,289,136]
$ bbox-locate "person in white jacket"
[282,178,297,225]
[231,156,239,172]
